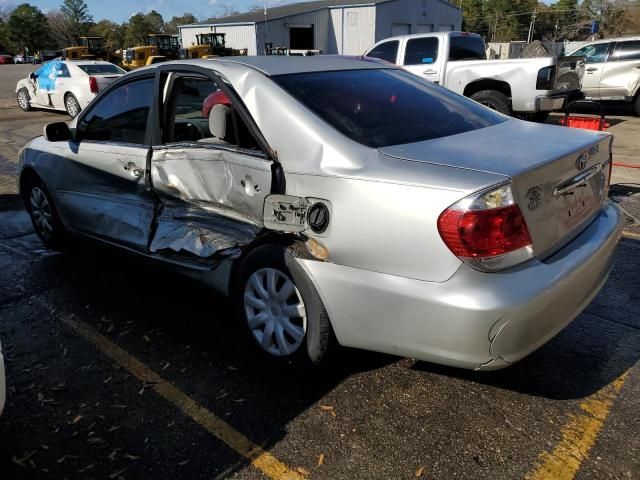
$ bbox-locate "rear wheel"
[16,88,31,111]
[23,175,67,249]
[470,90,512,116]
[64,93,81,118]
[634,95,640,117]
[234,243,335,366]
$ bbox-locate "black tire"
[16,87,31,111]
[470,90,512,116]
[517,111,550,123]
[234,242,336,366]
[64,93,81,118]
[22,174,67,249]
[634,95,640,117]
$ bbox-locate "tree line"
[0,0,638,55]
[0,0,199,55]
[462,0,640,43]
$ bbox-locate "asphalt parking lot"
[0,63,639,480]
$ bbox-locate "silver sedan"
[18,57,624,369]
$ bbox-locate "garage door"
[438,25,453,32]
[416,24,433,33]
[391,24,411,36]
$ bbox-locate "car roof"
[64,60,118,66]
[375,31,481,43]
[165,56,392,76]
[581,35,640,45]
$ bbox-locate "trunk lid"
[93,74,122,92]
[379,120,612,258]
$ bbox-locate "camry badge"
[576,153,588,171]
[526,186,544,211]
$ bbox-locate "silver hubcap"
[18,90,28,109]
[66,97,79,117]
[29,187,53,239]
[244,268,307,356]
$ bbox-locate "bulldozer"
[179,33,246,59]
[62,37,122,65]
[62,37,107,60]
[122,34,183,70]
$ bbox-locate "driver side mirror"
[29,72,36,80]
[43,122,72,142]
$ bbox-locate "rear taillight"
[89,76,98,94]
[438,184,534,272]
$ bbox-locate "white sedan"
[16,60,125,117]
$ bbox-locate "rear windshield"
[77,64,125,75]
[273,69,504,148]
[449,35,486,61]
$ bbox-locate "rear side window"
[404,37,439,65]
[571,43,610,63]
[79,77,154,145]
[449,36,486,61]
[274,69,505,148]
[367,41,399,64]
[78,64,125,75]
[611,41,640,61]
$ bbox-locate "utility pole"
[527,8,537,43]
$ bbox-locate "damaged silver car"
[19,57,624,369]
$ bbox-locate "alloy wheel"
[66,96,80,117]
[17,90,29,110]
[29,186,53,240]
[243,267,307,356]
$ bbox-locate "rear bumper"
[536,90,585,111]
[297,201,624,370]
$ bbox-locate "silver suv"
[569,36,640,115]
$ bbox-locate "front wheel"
[64,93,81,118]
[234,243,335,366]
[634,95,640,117]
[23,175,67,249]
[470,90,512,116]
[17,88,31,111]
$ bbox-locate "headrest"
[209,104,231,140]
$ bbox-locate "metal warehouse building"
[179,0,462,56]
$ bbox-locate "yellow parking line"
[60,315,305,480]
[525,370,630,480]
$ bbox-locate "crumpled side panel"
[149,206,259,258]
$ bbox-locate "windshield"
[449,35,486,61]
[273,69,505,148]
[78,64,125,75]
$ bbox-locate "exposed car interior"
[162,73,259,150]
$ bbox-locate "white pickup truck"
[365,31,585,121]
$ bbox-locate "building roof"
[184,0,391,27]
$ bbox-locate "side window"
[57,64,70,78]
[163,74,259,150]
[611,41,640,61]
[404,37,439,65]
[572,43,610,63]
[367,41,399,64]
[79,77,154,145]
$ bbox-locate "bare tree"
[47,10,74,48]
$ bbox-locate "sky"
[0,0,294,23]
[1,0,555,24]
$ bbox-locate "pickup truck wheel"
[234,243,336,366]
[635,95,640,117]
[470,90,512,116]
